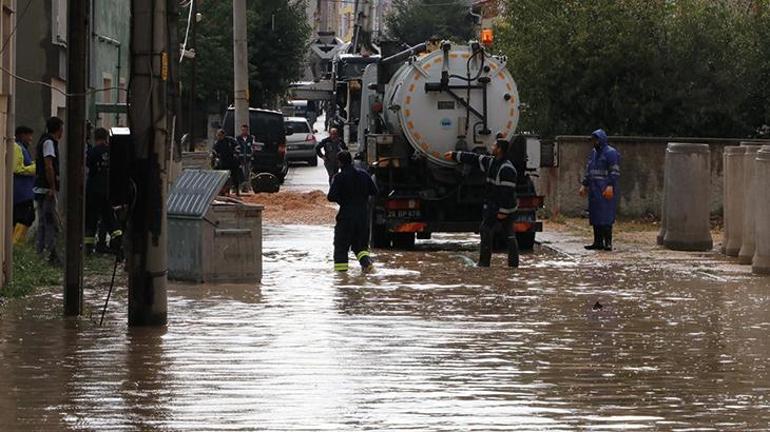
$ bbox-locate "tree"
[180,0,310,112]
[385,0,476,46]
[496,0,770,138]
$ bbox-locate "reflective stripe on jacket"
[454,151,518,215]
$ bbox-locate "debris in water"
[593,301,603,311]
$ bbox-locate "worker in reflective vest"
[580,129,620,251]
[446,138,520,267]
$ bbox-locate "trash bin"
[168,169,264,283]
[752,146,770,275]
[738,143,763,264]
[182,151,211,170]
[662,143,713,252]
[722,146,746,256]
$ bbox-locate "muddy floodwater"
[0,223,769,431]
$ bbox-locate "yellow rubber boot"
[12,224,28,245]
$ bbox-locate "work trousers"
[479,214,519,268]
[34,194,58,260]
[85,188,119,250]
[241,158,251,190]
[13,200,35,227]
[333,214,372,271]
[324,158,339,185]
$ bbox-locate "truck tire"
[371,224,391,248]
[516,232,536,251]
[392,232,416,250]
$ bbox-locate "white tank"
[383,45,520,167]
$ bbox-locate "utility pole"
[233,0,249,132]
[127,0,175,326]
[188,0,197,151]
[64,0,90,316]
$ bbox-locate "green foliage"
[385,0,476,46]
[2,245,60,298]
[182,0,311,109]
[1,245,122,299]
[497,0,770,138]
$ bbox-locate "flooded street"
[1,162,770,431]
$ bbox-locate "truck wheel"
[371,225,391,248]
[392,232,416,250]
[508,235,520,268]
[308,157,318,167]
[516,232,536,251]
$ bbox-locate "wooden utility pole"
[127,0,176,326]
[64,0,90,316]
[233,0,249,132]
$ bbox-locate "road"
[0,117,768,430]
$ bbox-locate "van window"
[251,112,284,142]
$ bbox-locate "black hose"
[99,254,120,327]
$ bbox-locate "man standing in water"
[315,128,347,184]
[445,138,520,268]
[327,151,377,273]
[579,129,620,251]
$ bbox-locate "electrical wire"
[0,65,127,98]
[179,0,194,63]
[0,0,32,57]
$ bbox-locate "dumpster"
[168,169,264,283]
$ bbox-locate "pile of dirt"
[240,190,337,225]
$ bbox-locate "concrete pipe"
[656,149,671,246]
[722,146,746,256]
[662,143,713,252]
[752,146,770,275]
[738,144,763,264]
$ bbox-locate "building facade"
[15,0,130,137]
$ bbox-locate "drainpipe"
[95,34,122,125]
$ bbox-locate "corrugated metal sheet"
[167,169,229,218]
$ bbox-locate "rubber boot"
[478,227,493,267]
[603,225,613,251]
[584,226,603,250]
[357,251,375,273]
[507,235,520,268]
[12,224,28,245]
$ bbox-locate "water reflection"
[0,224,767,430]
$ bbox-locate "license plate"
[287,145,298,150]
[387,210,421,218]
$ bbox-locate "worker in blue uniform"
[579,129,620,251]
[327,151,378,273]
[445,138,520,267]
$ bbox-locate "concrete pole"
[233,0,249,133]
[64,0,90,316]
[127,0,172,326]
[188,0,197,151]
[2,0,16,290]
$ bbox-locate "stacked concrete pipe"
[738,143,763,264]
[752,145,770,275]
[722,146,746,256]
[662,143,713,251]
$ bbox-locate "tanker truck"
[361,40,544,250]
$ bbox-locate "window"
[287,121,310,133]
[52,0,67,46]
